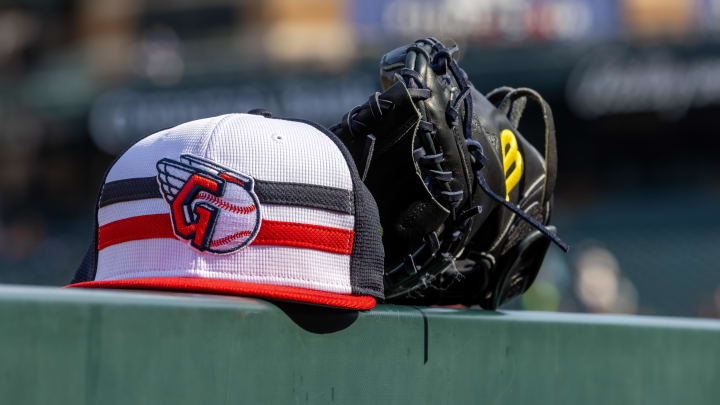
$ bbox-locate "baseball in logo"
[156,154,261,254]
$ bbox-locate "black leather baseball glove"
[331,38,567,309]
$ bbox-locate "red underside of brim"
[66,277,375,310]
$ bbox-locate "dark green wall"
[0,286,718,404]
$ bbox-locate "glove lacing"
[428,43,568,252]
[333,77,466,293]
[333,85,432,181]
[389,43,567,297]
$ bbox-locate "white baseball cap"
[68,111,384,309]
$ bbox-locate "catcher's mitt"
[331,38,567,309]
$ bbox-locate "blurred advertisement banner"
[567,46,720,118]
[622,0,696,38]
[351,0,618,43]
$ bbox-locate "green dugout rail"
[0,285,718,404]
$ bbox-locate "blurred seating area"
[2,0,720,317]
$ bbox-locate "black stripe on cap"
[99,176,355,214]
[253,181,354,214]
[99,178,160,207]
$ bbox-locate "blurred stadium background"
[1,0,720,318]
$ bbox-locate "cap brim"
[65,277,376,310]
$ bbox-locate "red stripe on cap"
[97,214,354,254]
[255,220,353,254]
[97,214,171,251]
[66,277,376,310]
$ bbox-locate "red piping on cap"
[66,277,376,310]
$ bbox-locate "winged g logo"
[156,155,261,254]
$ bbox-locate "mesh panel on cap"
[202,114,353,190]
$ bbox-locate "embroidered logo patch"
[156,154,261,254]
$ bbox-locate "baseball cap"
[68,111,384,309]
